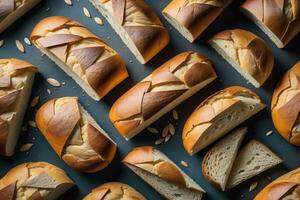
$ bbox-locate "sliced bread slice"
[227,140,282,189]
[202,128,247,191]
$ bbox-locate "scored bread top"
[83,182,146,200]
[241,0,300,48]
[210,29,274,87]
[162,0,232,42]
[0,58,37,156]
[98,0,170,63]
[31,16,128,100]
[272,62,300,146]
[0,162,74,200]
[35,97,117,173]
[255,168,300,200]
[109,52,217,139]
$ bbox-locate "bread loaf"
[0,58,37,156]
[109,52,217,140]
[162,0,232,42]
[183,86,265,155]
[36,97,117,173]
[31,16,128,101]
[123,146,205,200]
[89,0,170,64]
[272,61,300,146]
[209,29,274,88]
[255,168,300,200]
[83,182,146,200]
[241,0,300,48]
[0,0,41,33]
[0,162,74,200]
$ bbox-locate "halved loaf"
[31,16,128,101]
[90,0,170,64]
[0,58,37,156]
[241,0,300,48]
[202,127,247,191]
[123,146,205,200]
[162,0,232,42]
[183,86,265,155]
[0,0,41,33]
[227,140,282,189]
[36,97,117,173]
[0,162,74,200]
[209,29,274,88]
[83,182,146,200]
[109,52,217,140]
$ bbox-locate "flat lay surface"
[0,0,300,199]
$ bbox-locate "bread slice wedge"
[202,128,247,191]
[123,146,205,200]
[227,140,283,189]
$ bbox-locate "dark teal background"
[0,0,299,199]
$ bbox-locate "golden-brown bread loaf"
[0,58,37,156]
[83,182,146,200]
[162,0,232,42]
[109,52,217,140]
[35,97,117,173]
[0,0,41,33]
[0,162,74,200]
[255,168,300,200]
[30,16,128,101]
[123,146,205,199]
[271,62,300,146]
[241,0,300,48]
[183,86,265,155]
[209,29,274,88]
[90,0,170,64]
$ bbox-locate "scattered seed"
[0,40,4,47]
[64,0,73,6]
[28,121,36,128]
[24,37,31,45]
[155,138,164,145]
[47,89,51,94]
[15,40,25,53]
[129,59,133,63]
[47,78,61,87]
[180,161,188,167]
[46,7,50,11]
[19,143,33,152]
[168,123,175,135]
[147,127,159,134]
[172,110,178,120]
[266,130,273,136]
[30,96,40,107]
[165,134,171,142]
[162,125,169,137]
[249,182,258,192]
[94,17,103,25]
[21,126,27,132]
[83,7,91,18]
[62,82,66,85]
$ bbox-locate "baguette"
[0,0,41,33]
[0,162,74,200]
[0,58,37,156]
[83,182,146,200]
[272,61,300,146]
[123,146,205,200]
[209,29,274,88]
[36,97,117,173]
[255,168,300,200]
[109,52,217,140]
[30,16,128,101]
[90,0,170,64]
[183,86,265,155]
[241,0,300,48]
[162,0,232,42]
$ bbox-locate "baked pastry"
[0,0,41,33]
[162,0,232,42]
[90,0,170,64]
[241,0,300,48]
[0,58,37,156]
[183,86,265,155]
[36,97,117,173]
[255,168,300,200]
[0,162,74,200]
[209,29,274,88]
[83,182,146,200]
[123,146,205,200]
[109,52,217,140]
[31,16,128,101]
[272,61,300,146]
